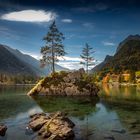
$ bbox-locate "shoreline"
[98,82,140,86]
[0,82,140,87]
[0,83,36,86]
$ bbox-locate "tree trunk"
[52,42,55,74]
[52,56,55,73]
[86,59,88,74]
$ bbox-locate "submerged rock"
[28,69,99,96]
[104,135,115,140]
[0,124,7,136]
[111,129,126,134]
[28,111,75,140]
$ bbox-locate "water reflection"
[32,96,99,118]
[100,84,140,101]
[0,86,41,121]
[0,85,140,140]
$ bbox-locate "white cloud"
[66,34,75,39]
[58,56,96,70]
[20,51,41,60]
[57,56,82,70]
[102,41,115,46]
[0,10,57,23]
[29,54,41,60]
[57,61,83,70]
[83,22,94,28]
[61,19,72,23]
[58,56,82,61]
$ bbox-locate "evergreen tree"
[40,21,66,73]
[80,43,95,74]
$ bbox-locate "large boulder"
[28,69,99,96]
[0,125,7,136]
[28,112,75,140]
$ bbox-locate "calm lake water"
[0,84,140,140]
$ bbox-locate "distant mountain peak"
[104,55,112,62]
[126,34,140,40]
[117,34,140,52]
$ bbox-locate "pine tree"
[40,21,66,73]
[80,43,95,74]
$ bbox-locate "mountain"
[92,35,140,73]
[116,34,140,52]
[0,45,36,76]
[91,55,113,73]
[0,44,68,76]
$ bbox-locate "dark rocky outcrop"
[0,124,7,136]
[28,112,75,140]
[28,69,99,96]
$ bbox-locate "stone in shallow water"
[104,135,115,140]
[28,111,75,140]
[0,124,7,136]
[104,133,115,140]
[29,115,48,131]
[130,130,140,135]
[111,129,126,134]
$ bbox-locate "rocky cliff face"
[28,69,99,96]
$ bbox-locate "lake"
[0,84,140,140]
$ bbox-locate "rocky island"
[28,69,99,96]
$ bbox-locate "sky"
[0,0,140,70]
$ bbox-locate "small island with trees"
[28,21,99,96]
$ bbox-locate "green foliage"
[40,21,66,73]
[0,74,38,85]
[80,43,95,74]
[136,71,140,76]
[92,73,100,82]
[75,73,97,92]
[59,71,68,77]
[41,71,68,88]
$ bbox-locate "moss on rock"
[28,69,99,96]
